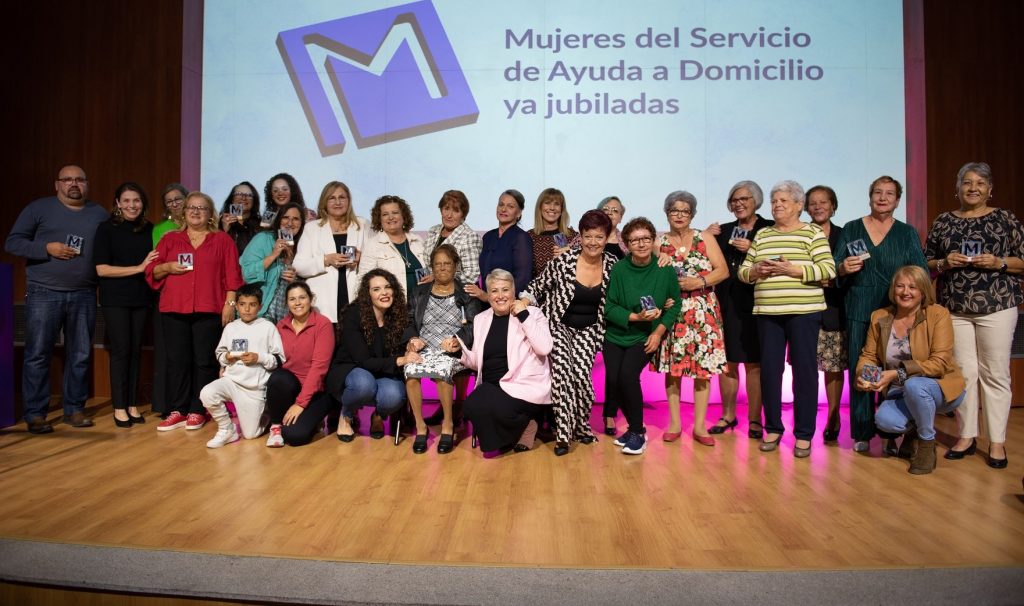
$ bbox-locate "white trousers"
[951,306,1017,443]
[200,377,266,439]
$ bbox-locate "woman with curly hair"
[264,172,314,222]
[330,269,415,441]
[357,195,427,302]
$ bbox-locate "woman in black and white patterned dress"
[405,244,484,454]
[519,210,618,456]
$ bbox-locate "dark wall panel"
[1,0,187,300]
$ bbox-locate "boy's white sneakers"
[206,426,239,448]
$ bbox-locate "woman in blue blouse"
[471,189,533,302]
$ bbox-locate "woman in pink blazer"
[447,268,553,455]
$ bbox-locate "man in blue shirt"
[5,165,109,433]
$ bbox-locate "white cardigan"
[356,229,426,299]
[293,216,369,323]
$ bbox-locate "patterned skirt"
[651,292,727,378]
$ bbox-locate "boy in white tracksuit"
[201,284,286,448]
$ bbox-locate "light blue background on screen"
[202,0,906,229]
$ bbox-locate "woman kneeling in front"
[855,265,965,474]
[453,269,553,456]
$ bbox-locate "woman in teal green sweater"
[239,203,306,323]
[834,176,927,453]
[603,217,682,456]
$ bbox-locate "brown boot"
[897,432,917,460]
[909,439,936,475]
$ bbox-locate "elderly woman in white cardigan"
[293,181,368,324]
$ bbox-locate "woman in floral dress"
[653,191,729,446]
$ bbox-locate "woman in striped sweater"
[738,181,836,458]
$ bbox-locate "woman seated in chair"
[445,269,553,456]
[405,244,485,454]
[330,269,415,442]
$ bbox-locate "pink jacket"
[458,307,553,405]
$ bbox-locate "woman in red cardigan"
[264,281,336,447]
[146,191,243,431]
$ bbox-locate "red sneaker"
[157,411,187,432]
[185,413,207,430]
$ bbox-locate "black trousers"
[104,306,149,410]
[162,312,221,415]
[602,341,651,434]
[464,382,546,452]
[265,368,337,446]
[757,312,821,440]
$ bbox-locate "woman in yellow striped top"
[738,181,836,458]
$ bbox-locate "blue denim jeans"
[22,284,96,421]
[340,368,406,419]
[875,376,965,441]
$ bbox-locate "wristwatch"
[1000,258,1008,272]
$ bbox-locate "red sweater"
[146,230,243,313]
[277,309,335,408]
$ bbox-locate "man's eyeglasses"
[58,177,87,185]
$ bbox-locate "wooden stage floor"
[1,399,1022,571]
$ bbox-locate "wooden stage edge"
[1,398,1023,574]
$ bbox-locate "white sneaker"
[265,424,284,448]
[206,426,239,448]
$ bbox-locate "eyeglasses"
[185,205,210,213]
[232,192,254,199]
[164,196,185,206]
[667,208,693,217]
[58,177,87,184]
[627,236,653,245]
[729,196,754,205]
[602,207,623,215]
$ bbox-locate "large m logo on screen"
[277,1,479,156]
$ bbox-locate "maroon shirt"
[146,230,243,314]
[276,309,335,408]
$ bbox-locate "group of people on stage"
[6,163,1022,475]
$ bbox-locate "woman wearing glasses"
[219,182,261,255]
[653,191,728,445]
[150,183,189,416]
[707,181,772,439]
[603,217,683,456]
[146,192,243,432]
[597,196,628,260]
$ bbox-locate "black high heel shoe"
[412,432,429,454]
[437,433,455,454]
[748,421,764,440]
[822,424,840,442]
[944,438,976,460]
[114,415,132,428]
[128,413,145,424]
[603,417,617,436]
[554,442,569,457]
[987,448,1008,469]
[708,417,738,435]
